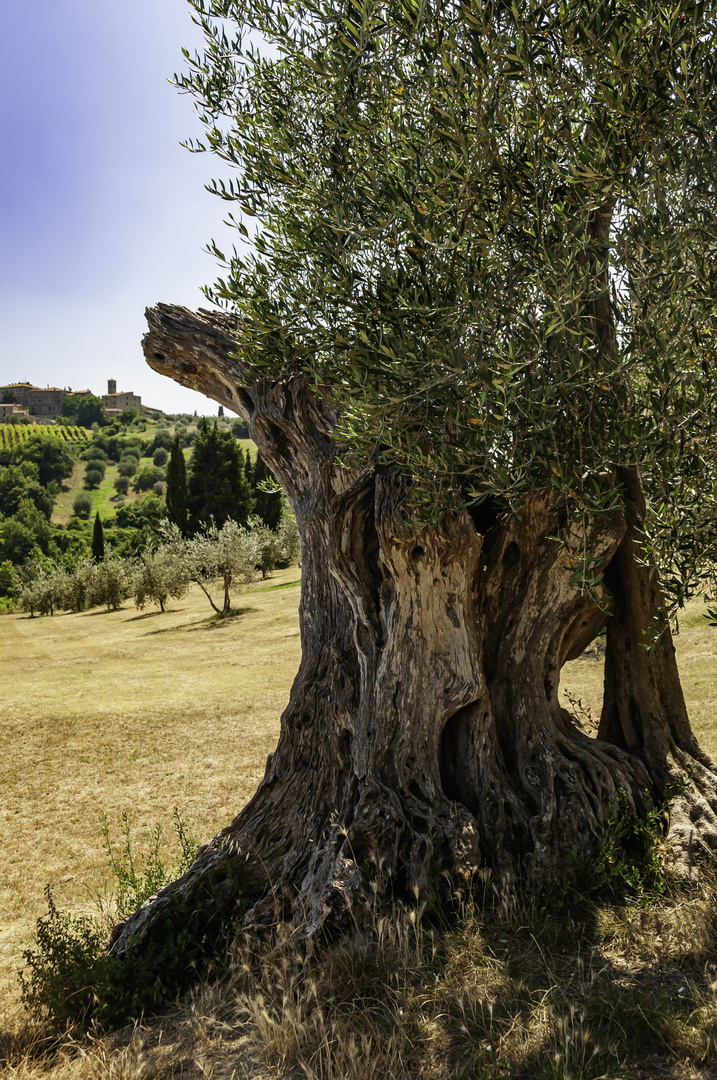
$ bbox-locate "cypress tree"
[165,435,189,533]
[187,422,253,530]
[92,512,105,562]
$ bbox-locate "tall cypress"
[187,422,253,531]
[165,435,189,533]
[244,450,254,487]
[92,512,105,562]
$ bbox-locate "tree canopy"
[179,0,717,609]
[62,394,107,428]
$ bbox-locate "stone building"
[0,402,32,420]
[102,379,142,418]
[0,382,66,417]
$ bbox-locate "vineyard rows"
[0,424,90,451]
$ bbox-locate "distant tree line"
[4,513,300,618]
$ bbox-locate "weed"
[18,808,213,1031]
[18,885,106,1030]
[99,807,199,920]
[545,786,675,914]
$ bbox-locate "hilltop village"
[0,380,152,422]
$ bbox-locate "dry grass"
[560,597,717,753]
[1,590,716,1079]
[0,569,302,1009]
[7,882,717,1080]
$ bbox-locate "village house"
[101,379,142,418]
[0,382,66,418]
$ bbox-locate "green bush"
[117,456,138,477]
[73,492,93,518]
[19,885,107,1029]
[19,810,216,1030]
[81,446,108,462]
[113,475,130,495]
[152,447,168,467]
[133,466,160,492]
[84,468,104,490]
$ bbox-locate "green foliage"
[187,421,253,531]
[18,810,249,1030]
[159,517,261,614]
[0,558,18,598]
[133,465,161,492]
[81,445,108,462]
[73,492,93,518]
[546,787,676,910]
[585,789,668,898]
[165,435,189,532]
[0,500,54,563]
[152,446,168,467]
[84,467,104,490]
[148,428,174,454]
[116,455,138,477]
[19,885,107,1028]
[180,0,717,603]
[100,808,199,921]
[91,512,105,562]
[0,463,54,519]
[252,453,283,530]
[62,394,106,429]
[14,434,75,488]
[133,543,190,612]
[89,553,132,611]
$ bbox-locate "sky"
[0,0,239,415]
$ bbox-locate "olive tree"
[133,545,190,613]
[110,0,717,970]
[159,518,261,614]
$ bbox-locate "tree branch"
[142,304,255,420]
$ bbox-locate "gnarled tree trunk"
[107,303,717,965]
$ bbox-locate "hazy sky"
[0,0,239,415]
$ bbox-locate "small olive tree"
[159,518,261,614]
[134,546,190,613]
[17,560,70,617]
[87,554,133,612]
[64,558,96,612]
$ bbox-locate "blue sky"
[0,0,238,415]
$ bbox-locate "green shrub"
[20,809,210,1030]
[84,468,104,490]
[73,492,92,518]
[152,447,168,467]
[81,446,108,462]
[113,475,130,495]
[133,466,160,492]
[117,456,138,477]
[19,885,106,1028]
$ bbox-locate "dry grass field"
[0,583,715,1079]
[558,599,717,752]
[0,569,302,1008]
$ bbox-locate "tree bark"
[107,303,717,964]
